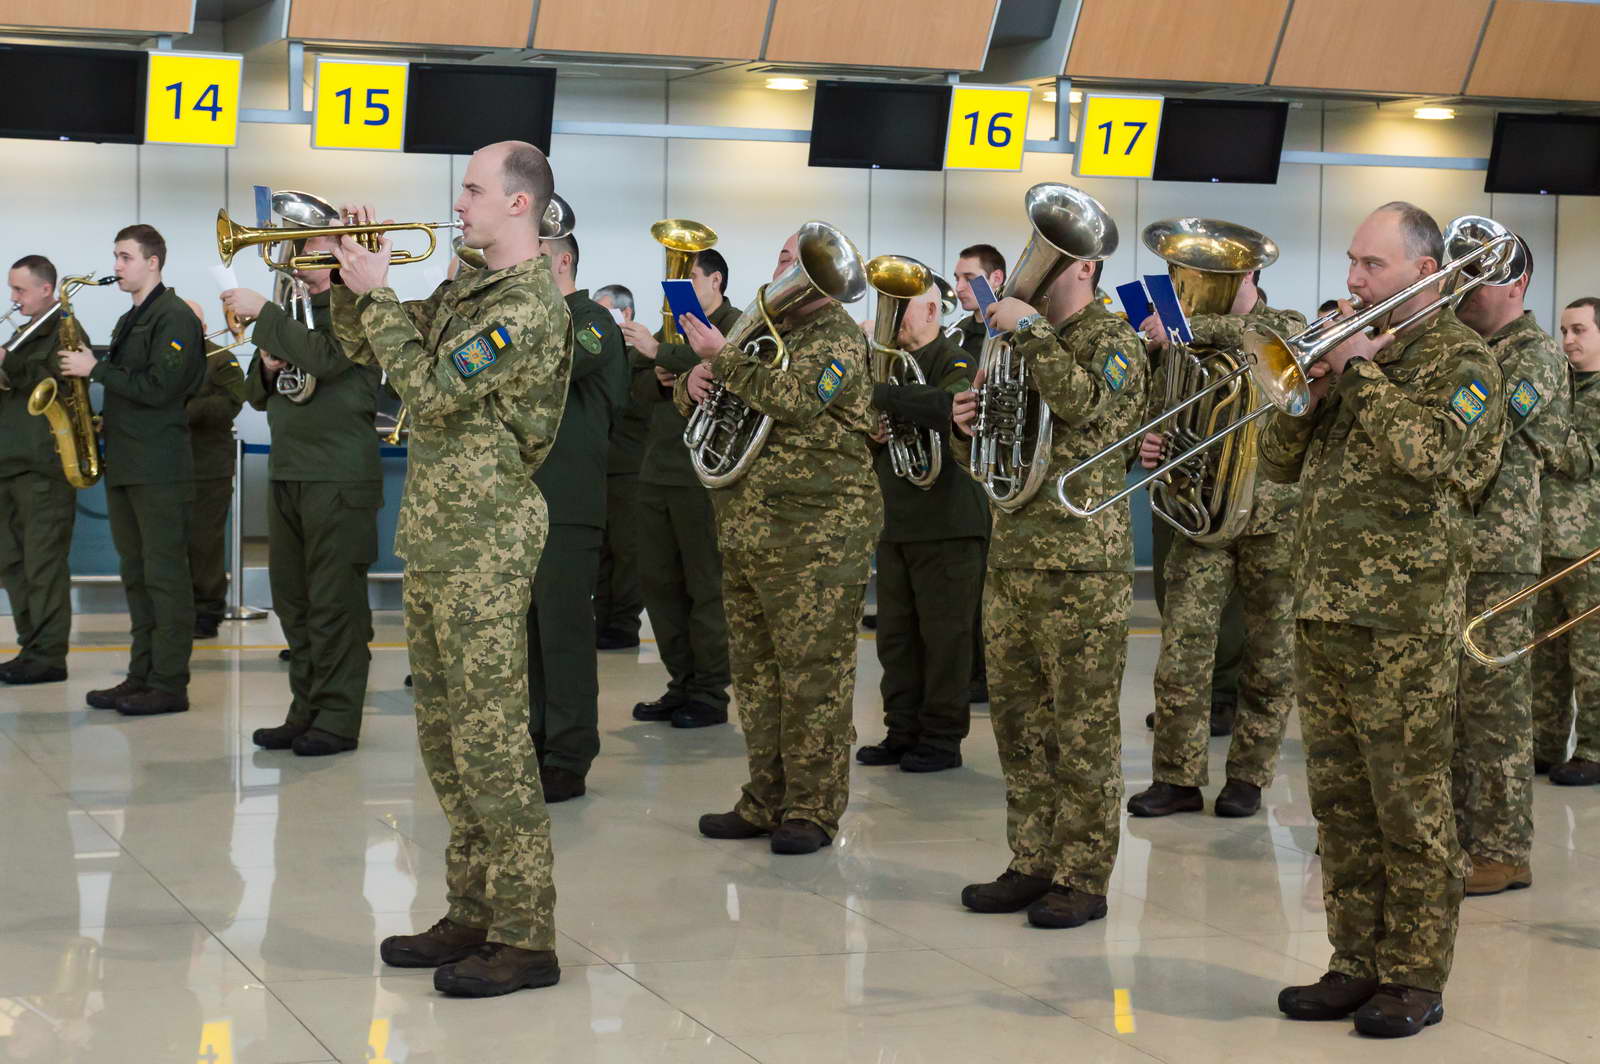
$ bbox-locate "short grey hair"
[1376,201,1444,265]
[595,284,633,312]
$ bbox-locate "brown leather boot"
[380,917,488,968]
[1465,856,1532,896]
[1279,971,1379,1020]
[433,943,560,997]
[1353,984,1444,1037]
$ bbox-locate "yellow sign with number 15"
[145,52,243,147]
[313,58,408,152]
[1074,93,1164,179]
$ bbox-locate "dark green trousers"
[189,476,232,623]
[637,481,730,710]
[270,481,378,739]
[1152,515,1243,705]
[876,537,985,752]
[107,481,194,694]
[0,472,76,670]
[528,523,603,776]
[595,473,644,638]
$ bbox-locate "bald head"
[455,140,554,270]
[483,140,553,221]
[184,297,206,333]
[897,285,943,349]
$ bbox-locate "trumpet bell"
[216,210,247,266]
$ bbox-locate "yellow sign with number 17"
[1074,93,1164,179]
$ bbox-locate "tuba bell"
[683,220,868,489]
[652,218,718,344]
[971,183,1119,511]
[27,274,114,489]
[866,254,942,489]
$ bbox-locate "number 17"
[1096,120,1146,155]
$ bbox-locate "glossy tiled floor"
[2,609,1598,1063]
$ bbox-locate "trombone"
[216,209,458,271]
[1463,548,1600,666]
[1056,215,1526,518]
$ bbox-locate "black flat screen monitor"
[0,44,146,144]
[1152,99,1288,184]
[808,81,951,171]
[1486,113,1600,196]
[403,64,556,155]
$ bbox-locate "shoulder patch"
[169,339,184,352]
[1509,378,1541,417]
[816,357,845,404]
[950,358,970,371]
[576,323,603,354]
[451,324,511,378]
[1102,348,1130,392]
[1451,379,1489,425]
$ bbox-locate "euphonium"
[866,254,941,489]
[971,183,1118,511]
[684,220,868,489]
[271,271,318,404]
[652,218,718,344]
[1143,218,1278,545]
[27,275,114,488]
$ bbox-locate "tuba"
[652,218,718,344]
[27,275,114,489]
[866,254,942,489]
[971,183,1118,511]
[1143,218,1278,545]
[684,220,868,489]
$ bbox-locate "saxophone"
[26,275,113,489]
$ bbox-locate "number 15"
[1096,120,1146,155]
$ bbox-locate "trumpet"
[216,209,458,271]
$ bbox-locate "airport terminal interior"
[5,0,1600,1061]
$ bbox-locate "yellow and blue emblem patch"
[1509,378,1541,417]
[1450,379,1488,425]
[576,323,604,355]
[1103,349,1130,392]
[169,339,184,352]
[816,357,845,404]
[451,324,510,378]
[951,357,970,372]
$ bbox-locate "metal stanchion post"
[225,437,267,620]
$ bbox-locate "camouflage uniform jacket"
[953,298,1149,573]
[1473,312,1572,575]
[673,299,882,553]
[1147,298,1307,538]
[1259,307,1506,635]
[330,256,571,575]
[1540,368,1600,559]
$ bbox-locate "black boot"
[856,738,913,766]
[434,943,560,997]
[899,745,962,773]
[4,664,67,685]
[1550,757,1600,786]
[116,689,189,716]
[1278,971,1380,1020]
[381,917,488,968]
[1352,984,1444,1038]
[1127,781,1204,817]
[699,810,769,839]
[1026,886,1108,929]
[670,701,727,729]
[1213,779,1262,818]
[291,728,358,756]
[541,765,587,803]
[194,616,220,639]
[253,721,309,750]
[87,677,148,710]
[961,870,1051,913]
[633,695,684,722]
[770,819,830,855]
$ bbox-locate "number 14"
[1096,120,1146,155]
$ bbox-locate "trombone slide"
[1462,546,1600,667]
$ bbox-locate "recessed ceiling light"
[765,77,809,92]
[1042,89,1057,102]
[1414,106,1455,121]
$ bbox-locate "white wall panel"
[1555,196,1600,319]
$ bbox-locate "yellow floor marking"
[1113,987,1136,1034]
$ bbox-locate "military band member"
[0,256,77,685]
[951,254,1148,929]
[1535,298,1600,785]
[526,233,628,802]
[674,231,883,855]
[856,284,987,773]
[594,283,647,650]
[949,244,1005,360]
[620,251,734,729]
[62,225,204,717]
[1128,272,1305,819]
[225,232,383,757]
[330,141,570,997]
[1266,203,1506,1038]
[182,299,247,640]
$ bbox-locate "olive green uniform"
[0,312,80,672]
[1260,308,1505,993]
[91,285,206,696]
[527,290,628,777]
[247,289,383,741]
[596,334,650,641]
[186,341,246,627]
[634,301,739,713]
[870,333,988,753]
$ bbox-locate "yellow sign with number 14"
[1074,93,1164,179]
[145,52,243,147]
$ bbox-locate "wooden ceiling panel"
[1271,0,1492,95]
[1065,0,1290,85]
[288,0,534,48]
[533,0,768,60]
[765,0,1000,71]
[0,0,192,33]
[1468,0,1600,101]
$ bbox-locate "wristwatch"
[1014,313,1042,334]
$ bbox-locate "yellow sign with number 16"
[944,85,1031,172]
[1074,93,1164,179]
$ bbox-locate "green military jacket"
[870,332,990,544]
[533,289,628,529]
[1260,308,1506,635]
[187,341,246,481]
[0,311,79,480]
[1472,312,1572,575]
[954,299,1149,582]
[90,285,206,487]
[674,299,883,555]
[635,298,742,488]
[953,312,986,360]
[1540,369,1600,559]
[246,289,383,484]
[330,256,571,575]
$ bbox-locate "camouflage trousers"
[1298,620,1468,993]
[987,568,1131,895]
[1152,530,1295,788]
[404,569,555,951]
[724,540,869,836]
[1453,572,1534,866]
[1531,555,1600,764]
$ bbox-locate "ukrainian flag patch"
[576,323,603,354]
[816,357,845,403]
[451,324,510,378]
[951,358,970,371]
[1509,378,1541,417]
[1451,379,1489,425]
[1103,349,1130,392]
[169,339,184,352]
